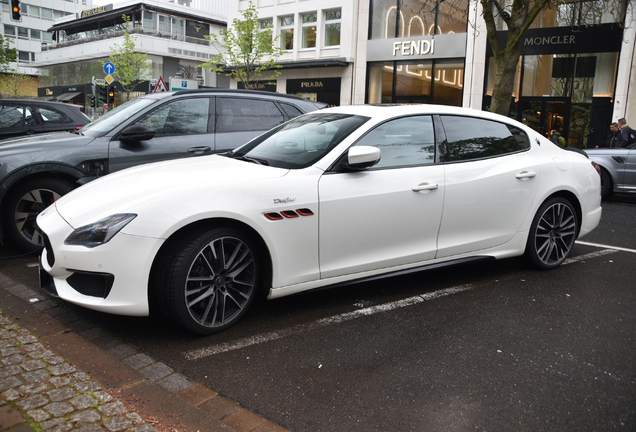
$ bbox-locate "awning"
[55,92,82,101]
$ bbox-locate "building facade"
[231,0,635,147]
[30,0,227,113]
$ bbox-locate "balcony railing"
[41,27,210,51]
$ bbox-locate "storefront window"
[368,60,464,106]
[280,16,294,50]
[529,0,625,28]
[324,9,341,47]
[432,60,464,106]
[301,12,317,49]
[370,0,467,39]
[369,0,399,39]
[522,54,574,98]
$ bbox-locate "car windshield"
[78,97,158,136]
[230,112,369,169]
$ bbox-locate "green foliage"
[569,104,592,148]
[100,15,153,100]
[0,35,17,77]
[202,1,284,89]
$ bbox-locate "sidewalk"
[0,272,289,432]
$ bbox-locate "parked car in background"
[0,100,90,140]
[584,143,636,198]
[0,89,326,251]
[37,104,602,335]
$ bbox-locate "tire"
[600,168,613,199]
[155,226,260,335]
[3,178,75,252]
[525,197,578,270]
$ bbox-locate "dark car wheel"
[600,168,613,199]
[4,178,75,252]
[525,197,578,270]
[156,227,260,335]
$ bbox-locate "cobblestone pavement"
[0,310,159,432]
[0,272,290,432]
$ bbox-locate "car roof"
[0,99,83,110]
[313,104,527,126]
[143,89,317,104]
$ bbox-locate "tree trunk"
[489,44,521,116]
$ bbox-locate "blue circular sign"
[103,62,116,75]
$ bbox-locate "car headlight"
[64,214,137,248]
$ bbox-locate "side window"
[0,106,36,128]
[441,116,525,162]
[216,98,284,133]
[280,103,303,119]
[38,107,66,124]
[135,98,210,137]
[354,116,436,168]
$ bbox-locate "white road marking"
[563,248,618,265]
[184,243,628,360]
[575,240,636,254]
[184,284,474,360]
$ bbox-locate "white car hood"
[53,155,289,228]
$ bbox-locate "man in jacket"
[616,118,635,148]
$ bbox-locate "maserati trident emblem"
[274,198,296,204]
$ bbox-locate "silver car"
[0,89,326,251]
[585,143,636,198]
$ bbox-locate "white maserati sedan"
[37,105,602,335]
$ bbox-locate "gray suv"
[0,89,326,251]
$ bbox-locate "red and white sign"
[153,76,168,93]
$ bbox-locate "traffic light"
[98,85,107,104]
[11,0,21,21]
[108,89,115,105]
[90,96,96,108]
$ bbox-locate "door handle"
[188,146,212,155]
[515,171,537,179]
[412,183,439,192]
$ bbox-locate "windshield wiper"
[236,155,269,165]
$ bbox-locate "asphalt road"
[1,194,635,432]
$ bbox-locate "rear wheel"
[3,178,75,252]
[525,197,578,270]
[155,226,260,335]
[600,168,613,199]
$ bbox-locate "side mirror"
[119,124,156,142]
[336,146,381,172]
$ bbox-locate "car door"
[0,104,43,138]
[619,147,636,192]
[214,97,287,153]
[107,96,214,173]
[318,115,445,279]
[435,115,540,259]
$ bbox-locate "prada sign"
[367,33,467,62]
[490,23,623,56]
[287,78,341,93]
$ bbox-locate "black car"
[0,89,326,251]
[0,100,91,139]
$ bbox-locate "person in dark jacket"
[597,122,620,148]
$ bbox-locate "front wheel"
[525,197,578,270]
[155,227,260,335]
[600,168,613,199]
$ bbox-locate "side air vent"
[66,271,114,298]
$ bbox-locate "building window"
[4,25,16,37]
[30,29,40,40]
[18,51,30,63]
[301,12,317,49]
[28,6,40,17]
[260,18,273,49]
[158,15,171,33]
[53,10,63,19]
[280,16,294,50]
[31,52,35,61]
[42,32,54,43]
[324,9,341,47]
[172,18,185,37]
[17,27,28,39]
[41,8,52,20]
[143,11,157,31]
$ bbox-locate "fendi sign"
[367,33,467,62]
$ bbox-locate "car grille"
[66,271,114,298]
